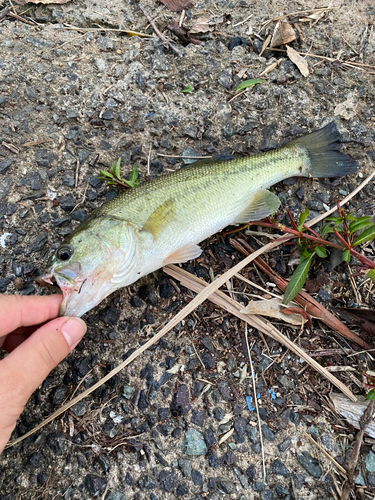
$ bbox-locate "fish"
[41,123,358,317]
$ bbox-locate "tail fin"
[289,122,359,178]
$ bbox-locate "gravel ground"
[0,0,375,499]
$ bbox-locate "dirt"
[0,0,375,499]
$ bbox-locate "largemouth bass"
[41,123,358,317]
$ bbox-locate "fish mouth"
[40,263,116,318]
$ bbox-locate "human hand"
[0,294,86,454]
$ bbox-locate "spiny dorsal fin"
[142,198,176,239]
[234,189,280,223]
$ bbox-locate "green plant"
[235,78,265,94]
[98,159,140,189]
[249,203,375,305]
[181,85,193,93]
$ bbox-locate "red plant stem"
[302,224,321,239]
[252,222,375,269]
[286,208,298,231]
[333,228,350,248]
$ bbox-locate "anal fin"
[142,198,176,239]
[165,243,202,264]
[234,189,280,223]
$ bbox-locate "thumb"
[4,316,87,406]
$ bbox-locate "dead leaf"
[160,0,194,12]
[189,16,212,34]
[240,297,307,325]
[286,45,309,77]
[270,21,296,47]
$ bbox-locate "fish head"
[41,217,139,317]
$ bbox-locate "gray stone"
[296,452,322,478]
[122,385,134,399]
[261,424,275,442]
[321,434,332,451]
[234,417,247,435]
[247,426,258,444]
[159,470,176,492]
[178,458,192,477]
[152,53,171,71]
[97,37,114,51]
[0,278,11,293]
[365,451,375,473]
[217,480,236,494]
[278,374,295,390]
[217,380,232,401]
[307,199,323,211]
[271,459,290,477]
[218,70,233,89]
[181,428,207,456]
[85,474,107,496]
[70,402,87,417]
[191,469,203,486]
[0,177,12,201]
[191,410,205,427]
[0,158,12,174]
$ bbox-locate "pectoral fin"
[234,189,280,223]
[142,198,176,239]
[165,243,202,264]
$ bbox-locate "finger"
[0,294,62,336]
[3,316,86,406]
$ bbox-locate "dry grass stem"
[245,327,266,479]
[304,431,347,476]
[62,23,152,37]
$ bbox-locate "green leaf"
[130,163,138,183]
[342,249,350,262]
[297,207,309,231]
[325,216,342,223]
[315,246,327,258]
[353,225,375,246]
[282,253,314,305]
[349,220,373,233]
[99,170,114,178]
[115,158,121,179]
[181,85,193,93]
[235,78,265,93]
[320,223,334,238]
[366,388,375,401]
[368,269,375,284]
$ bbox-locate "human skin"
[0,294,86,453]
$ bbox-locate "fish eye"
[57,245,74,262]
